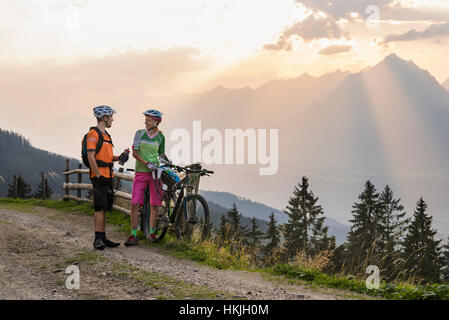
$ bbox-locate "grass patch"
[267,264,449,300]
[65,250,107,265]
[4,198,447,300]
[0,198,131,234]
[110,261,232,300]
[157,234,252,270]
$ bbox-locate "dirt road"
[0,205,367,300]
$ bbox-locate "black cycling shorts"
[91,177,114,212]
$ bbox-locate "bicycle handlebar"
[126,165,213,175]
[164,164,214,175]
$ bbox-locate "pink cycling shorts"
[131,172,162,206]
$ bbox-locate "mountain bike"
[127,160,214,243]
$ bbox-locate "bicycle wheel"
[175,194,210,242]
[143,192,176,242]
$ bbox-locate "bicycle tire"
[175,193,210,242]
[143,192,176,242]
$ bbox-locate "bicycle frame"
[166,170,203,224]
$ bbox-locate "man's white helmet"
[93,105,116,118]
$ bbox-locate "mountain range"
[2,53,449,241]
[144,54,449,238]
[199,190,350,245]
[0,129,84,198]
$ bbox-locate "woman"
[125,108,170,245]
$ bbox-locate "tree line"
[213,177,449,285]
[5,171,448,284]
[6,175,53,199]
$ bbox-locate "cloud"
[384,22,449,43]
[296,0,393,20]
[0,47,209,123]
[264,15,344,51]
[318,44,352,55]
[296,0,449,22]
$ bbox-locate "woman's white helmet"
[93,105,116,118]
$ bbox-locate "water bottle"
[119,148,130,166]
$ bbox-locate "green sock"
[132,228,137,237]
[150,227,156,235]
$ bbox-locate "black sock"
[95,232,106,241]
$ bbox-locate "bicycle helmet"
[143,109,163,122]
[93,105,116,118]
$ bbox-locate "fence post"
[41,171,46,200]
[64,159,70,201]
[77,163,82,201]
[113,167,124,204]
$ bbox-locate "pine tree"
[402,198,442,284]
[331,243,348,274]
[7,176,32,199]
[377,185,410,279]
[346,180,384,271]
[33,178,53,199]
[264,212,281,256]
[218,214,228,245]
[283,176,331,259]
[441,238,449,282]
[247,217,264,247]
[226,203,247,241]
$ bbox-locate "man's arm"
[88,151,101,178]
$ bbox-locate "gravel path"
[0,206,355,300]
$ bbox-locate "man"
[87,105,129,250]
[125,109,170,246]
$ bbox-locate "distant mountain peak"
[379,53,414,68]
[364,53,441,87]
[443,77,449,91]
[384,52,401,61]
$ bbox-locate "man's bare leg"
[94,210,106,232]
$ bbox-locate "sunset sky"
[1,0,449,153]
[0,0,448,94]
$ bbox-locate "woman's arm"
[133,149,149,166]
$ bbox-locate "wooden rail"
[62,169,134,181]
[63,195,131,215]
[62,160,133,214]
[62,159,199,215]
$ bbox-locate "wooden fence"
[62,159,193,215]
[62,159,133,215]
